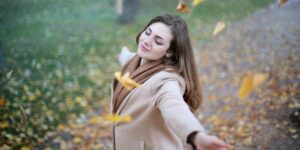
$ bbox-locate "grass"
[0,0,273,148]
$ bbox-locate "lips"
[140,44,150,52]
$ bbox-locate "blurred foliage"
[0,0,273,148]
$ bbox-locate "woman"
[112,14,228,150]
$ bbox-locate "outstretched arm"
[117,46,135,66]
[156,79,228,150]
[188,131,229,150]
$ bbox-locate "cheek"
[139,33,146,42]
[152,46,169,57]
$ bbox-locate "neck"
[140,58,149,65]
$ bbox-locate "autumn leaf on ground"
[115,72,141,90]
[0,98,7,106]
[238,73,268,100]
[213,21,226,36]
[20,147,31,150]
[278,0,288,7]
[176,0,189,13]
[193,0,204,6]
[57,124,66,130]
[0,121,9,128]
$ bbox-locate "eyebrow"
[148,27,165,42]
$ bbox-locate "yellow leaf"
[193,0,204,6]
[208,115,222,126]
[21,147,31,150]
[28,95,36,101]
[223,105,231,112]
[238,73,268,100]
[57,124,66,130]
[239,74,254,100]
[0,98,7,106]
[103,114,121,123]
[176,1,189,13]
[115,72,141,90]
[103,114,132,123]
[120,115,132,122]
[212,21,226,36]
[253,73,268,87]
[73,136,82,143]
[0,121,9,128]
[115,72,131,90]
[122,73,141,88]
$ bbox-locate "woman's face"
[137,22,173,62]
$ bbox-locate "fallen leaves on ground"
[198,46,299,148]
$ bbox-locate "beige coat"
[111,50,205,150]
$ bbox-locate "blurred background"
[1,0,299,149]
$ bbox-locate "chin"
[137,50,146,58]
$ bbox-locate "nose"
[143,36,151,47]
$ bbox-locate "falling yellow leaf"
[253,73,268,87]
[278,0,288,7]
[103,114,132,123]
[193,0,204,6]
[120,115,132,122]
[176,1,189,13]
[238,73,268,100]
[212,21,226,36]
[239,74,254,100]
[0,121,9,128]
[0,98,7,106]
[115,72,141,90]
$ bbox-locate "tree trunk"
[116,0,140,24]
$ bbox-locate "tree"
[116,0,140,24]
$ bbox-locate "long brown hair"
[136,14,203,112]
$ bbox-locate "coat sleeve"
[118,47,135,66]
[155,78,206,143]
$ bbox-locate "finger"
[212,137,229,148]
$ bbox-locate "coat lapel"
[115,88,138,115]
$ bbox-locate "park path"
[196,0,300,149]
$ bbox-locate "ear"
[165,50,173,58]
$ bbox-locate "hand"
[116,46,130,60]
[193,132,229,150]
